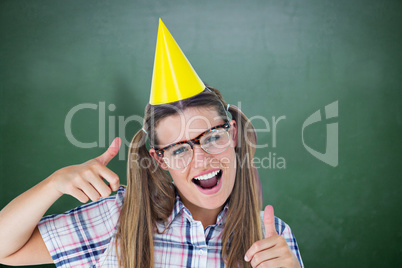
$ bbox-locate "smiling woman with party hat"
[0,20,304,268]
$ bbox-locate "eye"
[205,134,221,143]
[172,145,189,156]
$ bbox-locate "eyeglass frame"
[154,122,231,158]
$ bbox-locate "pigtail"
[222,103,263,267]
[116,129,174,268]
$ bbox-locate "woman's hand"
[244,205,301,268]
[0,138,121,265]
[49,137,121,203]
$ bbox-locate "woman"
[0,20,303,267]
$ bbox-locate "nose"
[190,145,209,169]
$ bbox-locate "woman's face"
[149,107,237,216]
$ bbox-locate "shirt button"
[198,249,204,255]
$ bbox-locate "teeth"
[194,170,220,181]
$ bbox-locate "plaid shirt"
[39,186,304,267]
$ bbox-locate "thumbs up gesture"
[49,138,121,203]
[244,205,301,268]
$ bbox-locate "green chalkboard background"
[1,0,401,267]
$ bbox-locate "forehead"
[156,107,223,147]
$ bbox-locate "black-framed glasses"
[154,122,231,169]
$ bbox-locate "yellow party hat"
[149,19,205,105]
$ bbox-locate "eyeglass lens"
[163,128,230,169]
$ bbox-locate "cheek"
[225,147,237,165]
[169,169,190,184]
[225,150,237,184]
[215,148,237,171]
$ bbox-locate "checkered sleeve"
[38,186,125,268]
[261,212,304,268]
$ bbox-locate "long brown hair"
[116,87,262,267]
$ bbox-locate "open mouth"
[192,170,222,189]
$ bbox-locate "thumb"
[264,205,278,238]
[96,137,121,165]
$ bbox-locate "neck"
[180,198,223,229]
[192,206,223,229]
